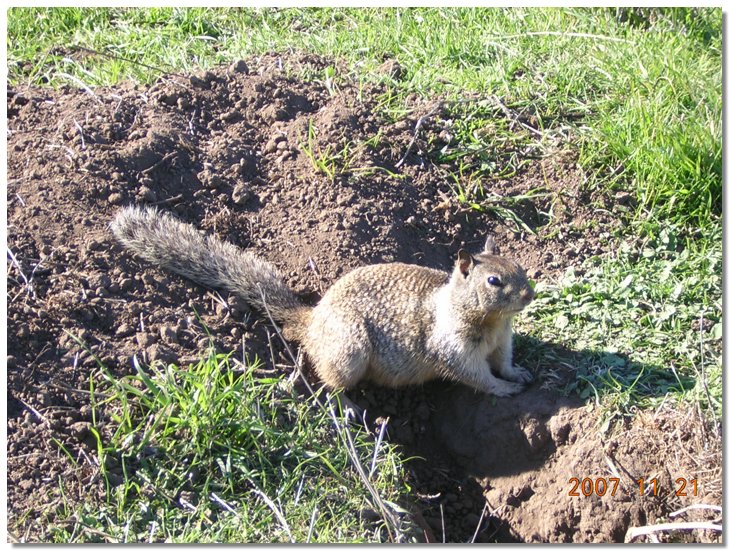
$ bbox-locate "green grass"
[8,6,722,541]
[518,223,722,421]
[45,348,418,543]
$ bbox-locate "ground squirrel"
[111,206,535,396]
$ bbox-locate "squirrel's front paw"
[487,378,525,397]
[502,365,533,384]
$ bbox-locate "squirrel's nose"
[521,286,534,304]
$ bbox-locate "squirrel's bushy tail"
[110,205,305,324]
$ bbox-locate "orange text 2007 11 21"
[567,477,698,497]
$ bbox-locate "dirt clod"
[230,59,250,75]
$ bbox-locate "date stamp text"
[567,477,699,497]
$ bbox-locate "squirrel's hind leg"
[304,316,372,390]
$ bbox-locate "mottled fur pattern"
[111,206,305,323]
[111,206,535,396]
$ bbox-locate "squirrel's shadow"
[348,334,692,542]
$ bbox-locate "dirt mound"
[7,53,721,542]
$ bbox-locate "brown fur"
[111,206,535,396]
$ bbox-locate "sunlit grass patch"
[46,349,418,543]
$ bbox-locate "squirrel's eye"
[487,276,502,287]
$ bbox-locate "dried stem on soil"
[625,521,722,543]
[394,101,443,169]
[250,488,295,543]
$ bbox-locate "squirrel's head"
[451,236,534,317]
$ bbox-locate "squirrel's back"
[304,263,448,387]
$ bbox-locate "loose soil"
[7,53,721,542]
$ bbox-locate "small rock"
[159,325,178,345]
[379,58,404,80]
[159,93,179,106]
[238,155,253,171]
[108,193,124,205]
[19,479,34,491]
[232,183,252,205]
[221,110,241,123]
[177,96,190,110]
[198,169,223,189]
[263,139,279,154]
[214,300,228,317]
[615,191,635,206]
[229,60,249,74]
[521,416,550,452]
[548,415,572,446]
[116,323,134,337]
[189,74,206,87]
[261,105,289,123]
[29,455,45,468]
[136,332,157,348]
[69,421,92,441]
[89,273,111,289]
[86,239,104,251]
[38,391,52,406]
[138,185,157,202]
[145,343,176,365]
[119,278,133,292]
[39,244,54,258]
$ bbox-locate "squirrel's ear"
[456,249,474,277]
[484,235,499,255]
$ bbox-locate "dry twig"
[250,488,295,543]
[395,101,443,169]
[141,152,177,175]
[625,521,722,542]
[670,503,722,517]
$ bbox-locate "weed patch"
[48,350,417,543]
[521,224,722,419]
